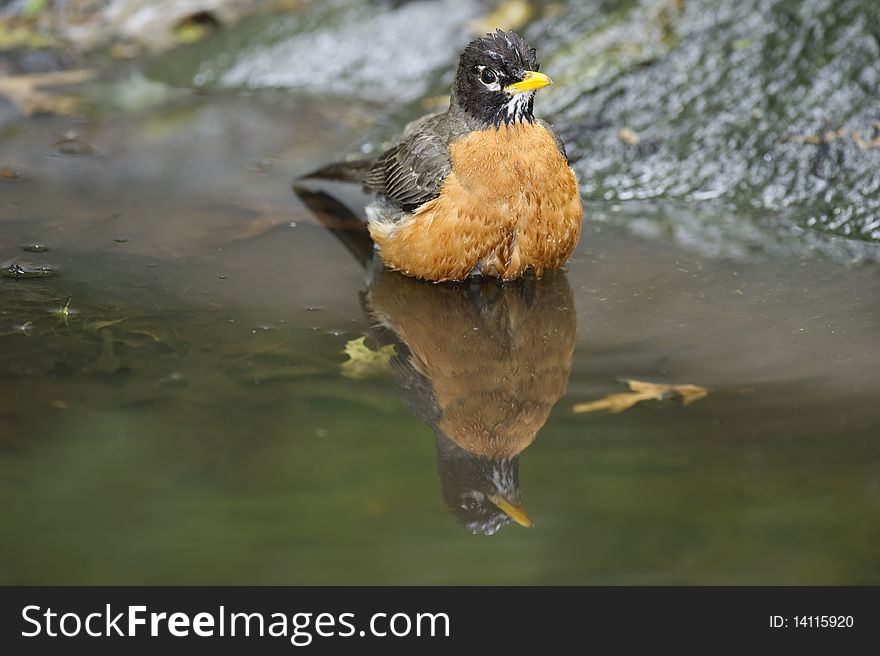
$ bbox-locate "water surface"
[1,92,879,585]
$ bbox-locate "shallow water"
[2,92,880,585]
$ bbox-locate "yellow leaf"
[85,318,126,333]
[0,69,95,116]
[173,22,210,45]
[0,21,59,50]
[572,392,651,414]
[340,336,395,379]
[674,384,709,406]
[126,329,163,343]
[624,379,670,396]
[619,127,641,145]
[52,297,73,322]
[573,379,708,414]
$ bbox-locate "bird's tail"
[297,158,374,184]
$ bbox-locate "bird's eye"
[461,491,483,510]
[480,68,498,85]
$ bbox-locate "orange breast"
[369,123,583,282]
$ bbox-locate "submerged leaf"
[52,297,73,321]
[85,318,126,333]
[573,379,708,414]
[340,336,394,379]
[126,329,163,343]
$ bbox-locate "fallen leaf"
[340,336,395,379]
[52,297,73,322]
[781,126,880,149]
[1,166,23,182]
[619,127,641,145]
[674,383,709,406]
[0,69,95,116]
[0,20,59,50]
[126,329,163,343]
[624,379,668,396]
[573,379,708,414]
[571,392,648,414]
[851,130,880,150]
[85,318,126,333]
[173,21,212,45]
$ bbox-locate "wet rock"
[54,130,99,156]
[177,0,879,243]
[1,259,56,279]
[176,0,481,103]
[526,0,880,242]
[6,0,878,248]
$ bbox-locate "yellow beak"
[504,70,552,94]
[489,494,534,528]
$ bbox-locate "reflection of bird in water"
[292,186,576,535]
[369,271,576,534]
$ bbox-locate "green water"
[1,93,879,585]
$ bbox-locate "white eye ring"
[476,65,502,91]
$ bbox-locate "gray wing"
[538,118,569,163]
[363,113,452,212]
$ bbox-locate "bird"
[302,29,583,282]
[291,186,577,535]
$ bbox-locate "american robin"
[292,187,577,535]
[304,29,583,282]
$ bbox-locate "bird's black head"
[451,29,551,127]
[436,434,532,536]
